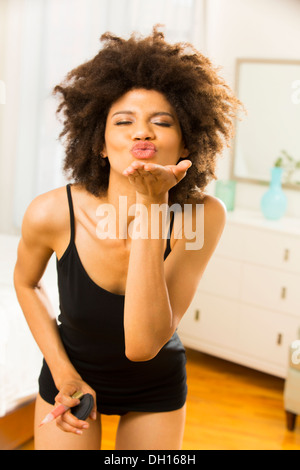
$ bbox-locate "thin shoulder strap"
[66,184,75,244]
[164,211,175,259]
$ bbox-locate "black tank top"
[56,184,176,370]
[39,184,187,415]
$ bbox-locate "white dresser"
[177,209,300,378]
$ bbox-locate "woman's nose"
[132,122,155,140]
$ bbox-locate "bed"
[0,233,59,449]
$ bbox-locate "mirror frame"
[230,58,300,190]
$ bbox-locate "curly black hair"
[53,26,242,206]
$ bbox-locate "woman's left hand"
[123,159,192,200]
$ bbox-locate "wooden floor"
[18,348,300,450]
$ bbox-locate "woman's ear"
[100,146,108,159]
[180,139,190,160]
[178,146,190,162]
[99,147,108,167]
[182,148,190,159]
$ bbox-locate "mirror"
[231,59,300,188]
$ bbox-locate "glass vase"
[260,167,287,220]
[215,180,236,211]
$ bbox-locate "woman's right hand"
[54,378,97,435]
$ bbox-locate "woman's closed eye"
[115,121,172,127]
[152,121,172,127]
[115,121,133,126]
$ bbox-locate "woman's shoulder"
[21,185,70,247]
[169,193,226,254]
[24,185,69,222]
[184,193,226,223]
[178,193,226,251]
[202,193,226,218]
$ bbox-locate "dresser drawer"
[214,223,245,260]
[241,264,300,316]
[238,304,300,367]
[178,291,240,349]
[243,227,300,273]
[199,256,242,300]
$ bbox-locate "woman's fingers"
[124,160,191,178]
[54,380,98,433]
[55,392,81,409]
[126,164,159,184]
[124,162,163,180]
[123,159,192,197]
[56,411,89,435]
[123,161,148,176]
[171,160,192,182]
[177,159,193,170]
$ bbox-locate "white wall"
[204,0,300,217]
[0,0,23,235]
[1,0,300,233]
[0,0,203,234]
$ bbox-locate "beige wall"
[0,0,24,234]
[205,0,300,217]
[0,0,10,232]
[0,0,8,100]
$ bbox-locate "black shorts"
[38,339,187,416]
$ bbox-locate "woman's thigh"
[115,404,186,450]
[34,394,102,450]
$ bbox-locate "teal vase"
[261,167,287,220]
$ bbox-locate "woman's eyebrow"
[151,112,175,119]
[112,110,134,117]
[111,111,175,119]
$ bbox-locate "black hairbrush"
[71,393,94,420]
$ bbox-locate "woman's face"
[103,89,188,175]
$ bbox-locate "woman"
[13,27,241,450]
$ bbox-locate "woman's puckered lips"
[130,142,157,159]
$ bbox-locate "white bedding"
[0,234,59,416]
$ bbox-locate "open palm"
[123,160,192,198]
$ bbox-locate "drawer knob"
[277,333,283,345]
[281,287,287,299]
[283,249,290,261]
[194,309,200,321]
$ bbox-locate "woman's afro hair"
[53,26,243,205]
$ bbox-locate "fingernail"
[76,430,83,435]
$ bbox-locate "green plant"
[274,150,300,185]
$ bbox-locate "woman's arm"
[14,194,98,433]
[124,191,172,361]
[123,161,226,362]
[13,194,81,388]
